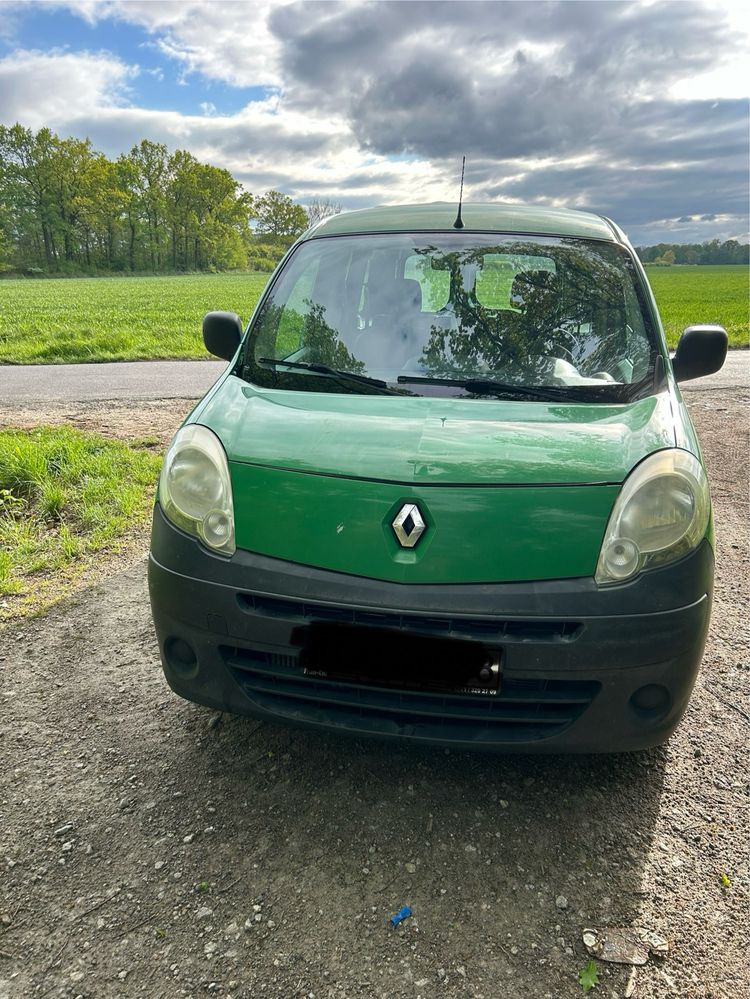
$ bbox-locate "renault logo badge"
[392,503,426,548]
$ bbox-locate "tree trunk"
[129,221,136,271]
[41,224,53,266]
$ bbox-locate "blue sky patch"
[2,6,271,116]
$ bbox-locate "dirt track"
[0,383,748,999]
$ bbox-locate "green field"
[645,265,748,349]
[0,265,746,364]
[0,272,270,364]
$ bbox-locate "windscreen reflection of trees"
[255,301,364,374]
[415,243,642,384]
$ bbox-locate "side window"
[276,256,320,356]
[475,256,518,310]
[475,254,557,310]
[404,255,450,312]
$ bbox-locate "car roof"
[308,202,619,242]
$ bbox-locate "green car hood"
[195,376,677,584]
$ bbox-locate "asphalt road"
[0,351,747,403]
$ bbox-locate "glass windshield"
[245,232,659,401]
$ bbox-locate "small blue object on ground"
[390,906,412,928]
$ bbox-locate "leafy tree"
[0,123,257,274]
[126,140,170,270]
[653,248,676,266]
[637,239,749,265]
[253,190,308,238]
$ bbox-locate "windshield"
[244,232,659,401]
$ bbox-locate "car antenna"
[453,156,466,229]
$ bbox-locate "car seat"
[353,277,429,370]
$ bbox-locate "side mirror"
[672,325,728,382]
[202,311,243,361]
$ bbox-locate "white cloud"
[2,1,748,242]
[0,48,135,128]
[670,0,750,100]
[58,0,286,86]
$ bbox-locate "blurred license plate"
[298,623,501,695]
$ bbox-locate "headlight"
[596,449,710,585]
[159,425,235,555]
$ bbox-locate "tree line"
[2,123,745,277]
[636,240,749,266]
[0,124,340,276]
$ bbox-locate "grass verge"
[0,426,161,618]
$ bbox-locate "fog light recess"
[165,637,199,678]
[630,684,671,720]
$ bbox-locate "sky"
[0,0,748,246]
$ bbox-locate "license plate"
[297,623,501,696]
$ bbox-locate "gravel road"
[0,375,748,999]
[0,349,747,403]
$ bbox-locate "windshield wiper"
[397,375,573,402]
[258,357,399,394]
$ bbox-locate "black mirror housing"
[672,325,728,382]
[202,311,243,361]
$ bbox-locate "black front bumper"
[148,505,713,752]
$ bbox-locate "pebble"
[183,834,194,844]
[405,862,417,873]
[197,906,213,919]
[555,895,569,910]
[117,970,128,981]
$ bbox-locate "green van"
[148,203,727,752]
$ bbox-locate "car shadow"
[171,707,667,995]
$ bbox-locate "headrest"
[368,276,423,315]
[392,278,423,312]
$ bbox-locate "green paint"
[198,375,676,487]
[230,459,618,584]
[192,373,682,584]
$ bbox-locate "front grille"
[220,646,599,745]
[236,593,582,644]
